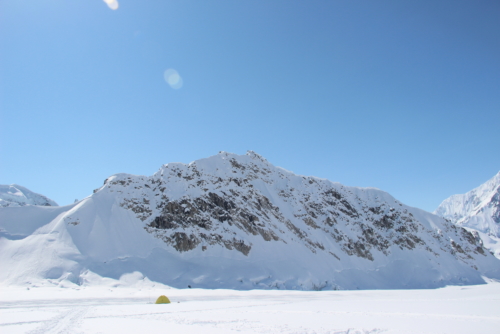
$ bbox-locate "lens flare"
[103,0,119,10]
[164,69,183,89]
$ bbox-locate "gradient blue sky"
[1,0,499,211]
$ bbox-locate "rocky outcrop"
[101,151,492,271]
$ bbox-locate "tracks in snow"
[27,306,89,334]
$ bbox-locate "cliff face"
[1,152,499,290]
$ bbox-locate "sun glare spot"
[164,69,183,89]
[103,0,119,10]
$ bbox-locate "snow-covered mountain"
[1,152,499,290]
[435,171,500,259]
[0,184,58,208]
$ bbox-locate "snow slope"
[435,171,500,259]
[1,151,499,290]
[0,184,58,208]
[1,280,500,334]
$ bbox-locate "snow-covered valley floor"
[2,281,500,334]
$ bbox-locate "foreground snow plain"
[2,278,500,334]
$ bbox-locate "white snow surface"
[0,184,58,208]
[435,171,500,259]
[1,151,500,290]
[1,279,500,334]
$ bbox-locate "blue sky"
[1,0,499,211]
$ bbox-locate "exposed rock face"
[2,152,499,290]
[145,191,279,254]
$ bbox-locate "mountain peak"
[435,171,500,258]
[245,150,267,162]
[0,184,58,208]
[2,153,499,289]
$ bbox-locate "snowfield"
[1,279,500,334]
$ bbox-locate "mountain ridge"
[1,151,499,290]
[435,171,500,259]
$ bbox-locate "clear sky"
[1,0,499,212]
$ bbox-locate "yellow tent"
[155,295,171,304]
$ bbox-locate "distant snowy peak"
[0,184,58,207]
[435,171,500,237]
